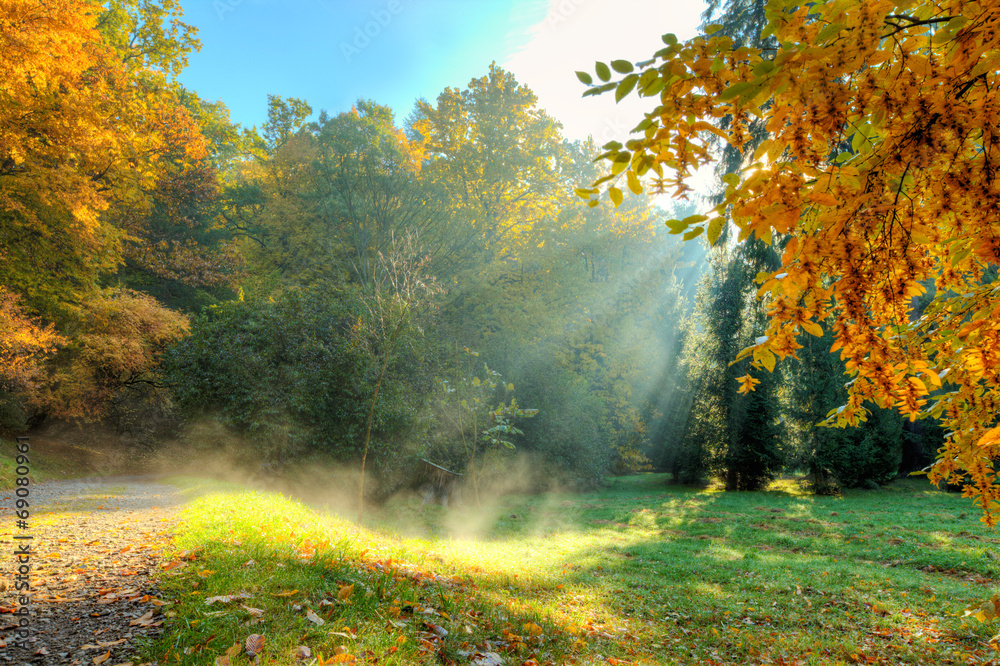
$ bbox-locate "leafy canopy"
[581,0,1000,518]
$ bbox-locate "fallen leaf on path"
[93,651,111,665]
[129,611,155,627]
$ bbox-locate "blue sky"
[177,0,706,142]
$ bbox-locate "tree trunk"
[357,354,390,524]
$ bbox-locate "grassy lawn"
[142,475,1000,665]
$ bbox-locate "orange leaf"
[338,584,355,601]
[93,651,111,665]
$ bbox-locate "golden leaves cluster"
[590,0,1000,518]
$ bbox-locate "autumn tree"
[581,0,1000,517]
[410,63,568,268]
[0,0,211,420]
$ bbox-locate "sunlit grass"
[144,475,1000,665]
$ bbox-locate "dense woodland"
[0,0,955,501]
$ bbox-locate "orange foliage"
[0,0,209,417]
[586,1,1000,518]
[42,289,189,419]
[0,288,64,395]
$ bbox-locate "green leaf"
[815,22,844,44]
[661,33,678,46]
[611,59,634,74]
[666,218,688,234]
[721,173,739,187]
[641,78,665,97]
[682,213,709,224]
[719,80,754,101]
[575,70,593,85]
[615,74,639,102]
[595,61,611,82]
[683,226,704,241]
[705,24,724,35]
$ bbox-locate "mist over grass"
[144,473,1000,665]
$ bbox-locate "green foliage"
[505,349,610,489]
[789,326,904,491]
[673,241,784,489]
[164,288,426,472]
[431,348,536,506]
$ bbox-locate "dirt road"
[0,478,183,665]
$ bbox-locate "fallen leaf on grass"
[241,604,265,617]
[337,584,354,601]
[294,645,312,658]
[306,609,325,626]
[424,622,448,638]
[245,634,265,657]
[470,652,503,666]
[273,589,299,597]
[205,593,251,605]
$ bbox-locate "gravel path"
[0,478,184,664]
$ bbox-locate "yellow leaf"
[609,186,623,207]
[707,217,725,246]
[800,320,823,337]
[338,584,355,601]
[760,349,776,373]
[808,192,839,207]
[626,169,642,194]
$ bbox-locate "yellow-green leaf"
[608,186,623,207]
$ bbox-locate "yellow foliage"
[591,0,1000,518]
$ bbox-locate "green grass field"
[143,475,1000,665]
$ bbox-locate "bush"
[164,288,428,482]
